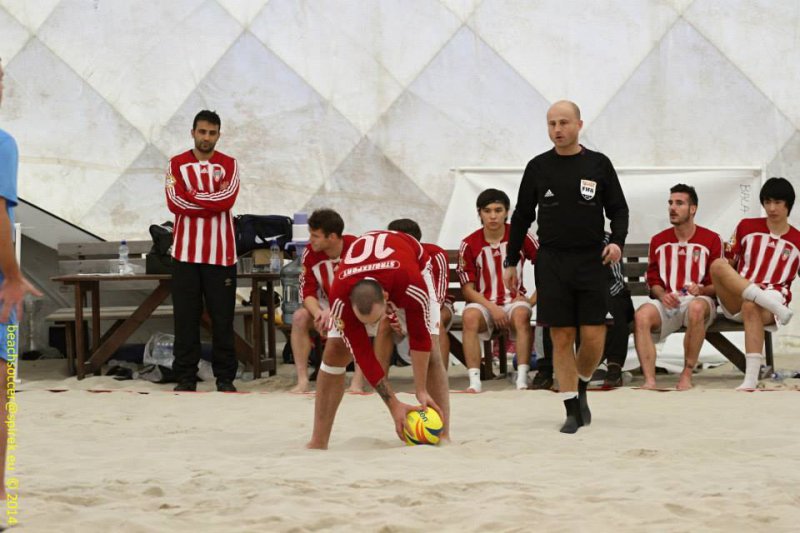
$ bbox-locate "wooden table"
[51,273,280,380]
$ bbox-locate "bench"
[444,250,510,380]
[621,243,773,373]
[443,244,771,380]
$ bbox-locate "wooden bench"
[621,243,773,373]
[442,244,772,378]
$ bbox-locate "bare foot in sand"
[676,370,693,391]
[640,380,658,390]
[290,381,310,394]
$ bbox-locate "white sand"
[11,358,800,532]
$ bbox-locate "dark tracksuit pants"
[171,260,238,384]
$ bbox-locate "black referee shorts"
[535,246,608,327]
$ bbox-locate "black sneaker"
[603,364,623,388]
[530,371,554,390]
[217,381,237,393]
[174,381,197,392]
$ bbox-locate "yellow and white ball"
[403,408,444,446]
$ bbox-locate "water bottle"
[270,240,282,273]
[665,287,688,318]
[281,243,305,324]
[118,239,130,275]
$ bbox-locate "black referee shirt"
[506,146,629,265]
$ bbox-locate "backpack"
[146,221,174,274]
[234,214,293,255]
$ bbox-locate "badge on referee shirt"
[580,179,596,200]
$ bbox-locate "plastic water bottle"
[118,240,130,275]
[665,287,688,318]
[270,240,282,273]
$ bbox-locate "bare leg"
[678,299,711,390]
[510,306,532,389]
[634,303,662,389]
[348,365,367,392]
[426,333,451,441]
[289,308,315,393]
[439,306,452,372]
[461,308,488,392]
[575,324,606,379]
[710,258,748,314]
[306,338,352,450]
[550,327,577,392]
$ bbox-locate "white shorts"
[422,268,441,335]
[643,295,716,342]
[441,301,455,332]
[719,289,783,331]
[464,301,532,341]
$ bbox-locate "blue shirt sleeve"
[0,130,19,210]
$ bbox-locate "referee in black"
[503,100,629,433]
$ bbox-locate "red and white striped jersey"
[300,234,357,302]
[422,242,449,305]
[646,225,723,293]
[165,149,240,266]
[728,217,800,303]
[457,224,538,305]
[329,231,432,387]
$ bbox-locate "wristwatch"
[502,258,517,269]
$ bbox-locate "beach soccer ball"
[403,408,444,446]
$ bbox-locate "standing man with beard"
[503,100,629,433]
[165,110,240,392]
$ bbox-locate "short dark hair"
[308,209,344,237]
[476,188,510,210]
[387,218,422,241]
[193,110,221,130]
[760,177,795,214]
[670,183,698,206]
[350,279,384,315]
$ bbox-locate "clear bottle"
[281,243,305,324]
[118,239,130,275]
[665,287,688,318]
[270,240,282,273]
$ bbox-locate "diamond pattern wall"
[1,0,799,244]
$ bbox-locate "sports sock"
[742,284,793,325]
[559,391,578,401]
[468,368,481,392]
[577,375,591,425]
[737,353,762,390]
[516,364,530,389]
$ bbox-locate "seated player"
[306,230,450,448]
[634,184,723,390]
[289,209,356,393]
[457,189,538,392]
[710,177,800,390]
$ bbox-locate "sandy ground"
[8,355,800,532]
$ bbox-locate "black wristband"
[502,258,517,269]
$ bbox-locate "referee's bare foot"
[306,440,328,450]
[676,371,693,391]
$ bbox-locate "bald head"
[548,100,581,120]
[546,100,583,155]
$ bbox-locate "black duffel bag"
[234,214,292,255]
[146,221,175,274]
